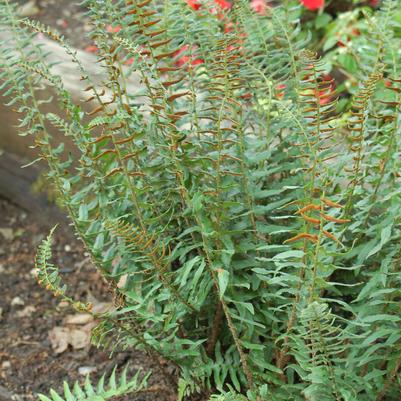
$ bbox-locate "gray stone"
[17,1,39,17]
[0,385,12,401]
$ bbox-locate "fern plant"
[38,367,150,401]
[0,0,400,400]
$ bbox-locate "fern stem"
[206,301,223,358]
[221,300,255,390]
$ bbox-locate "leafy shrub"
[0,0,400,400]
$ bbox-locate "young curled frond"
[35,226,91,312]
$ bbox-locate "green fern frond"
[345,70,383,202]
[294,302,350,401]
[207,391,249,401]
[37,366,150,401]
[35,226,90,312]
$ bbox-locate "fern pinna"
[38,366,150,401]
[0,0,400,400]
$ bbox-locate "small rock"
[0,384,12,401]
[0,265,5,273]
[11,297,24,307]
[64,244,71,252]
[17,0,40,17]
[69,329,90,350]
[91,301,113,314]
[64,313,93,325]
[78,366,97,376]
[49,325,92,354]
[59,267,73,273]
[0,228,13,241]
[1,361,11,370]
[16,305,36,318]
[48,327,69,354]
[58,300,69,309]
[32,234,45,247]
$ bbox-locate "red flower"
[336,28,360,47]
[276,83,286,99]
[106,24,122,33]
[84,45,99,53]
[214,0,232,10]
[186,0,201,10]
[299,0,324,11]
[174,45,204,69]
[191,58,204,66]
[251,0,267,15]
[370,0,379,6]
[224,22,234,33]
